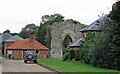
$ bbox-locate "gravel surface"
[2,58,52,72]
[0,57,2,74]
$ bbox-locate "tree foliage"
[92,2,120,70]
[35,13,64,46]
[79,2,120,70]
[2,29,18,36]
[45,25,52,57]
[80,32,98,64]
[19,23,38,39]
[11,33,18,36]
[3,29,10,34]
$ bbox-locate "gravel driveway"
[2,58,52,72]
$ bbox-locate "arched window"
[63,35,73,48]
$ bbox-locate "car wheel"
[34,60,37,63]
[24,60,27,63]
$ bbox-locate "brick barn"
[4,35,23,56]
[5,33,48,59]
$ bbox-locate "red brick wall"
[81,31,100,38]
[70,47,80,49]
[12,50,23,59]
[4,42,14,56]
[81,31,88,38]
[37,50,47,59]
[9,49,47,59]
[4,43,7,56]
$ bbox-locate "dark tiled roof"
[7,38,48,50]
[6,35,23,42]
[80,14,108,32]
[69,38,85,47]
[0,33,13,43]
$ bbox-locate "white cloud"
[0,0,114,33]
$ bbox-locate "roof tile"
[7,38,48,50]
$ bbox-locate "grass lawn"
[0,59,1,64]
[37,59,119,72]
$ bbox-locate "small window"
[36,50,39,54]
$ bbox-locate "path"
[2,58,52,72]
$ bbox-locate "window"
[36,50,39,54]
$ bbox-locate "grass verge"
[0,59,1,64]
[37,59,120,72]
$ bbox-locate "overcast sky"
[0,0,116,33]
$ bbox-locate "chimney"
[29,33,35,40]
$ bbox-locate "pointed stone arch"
[62,34,73,48]
[51,19,82,58]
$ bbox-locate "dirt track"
[2,58,52,72]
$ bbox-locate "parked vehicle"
[24,51,37,63]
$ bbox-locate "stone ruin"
[51,19,82,58]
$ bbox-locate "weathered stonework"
[51,19,82,58]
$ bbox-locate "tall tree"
[11,33,18,36]
[35,13,64,58]
[45,25,52,57]
[36,13,64,46]
[92,1,120,70]
[3,29,10,34]
[19,23,37,39]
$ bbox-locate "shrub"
[92,41,120,70]
[63,52,69,61]
[75,50,80,61]
[79,32,97,64]
[69,49,75,60]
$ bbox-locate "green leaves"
[36,13,64,46]
[19,23,37,39]
[91,1,120,70]
[80,32,97,64]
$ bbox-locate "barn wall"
[70,47,80,49]
[12,50,23,59]
[37,50,47,59]
[7,49,47,59]
[81,30,101,38]
[4,42,14,56]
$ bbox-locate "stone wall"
[51,19,82,58]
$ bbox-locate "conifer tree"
[92,1,120,70]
